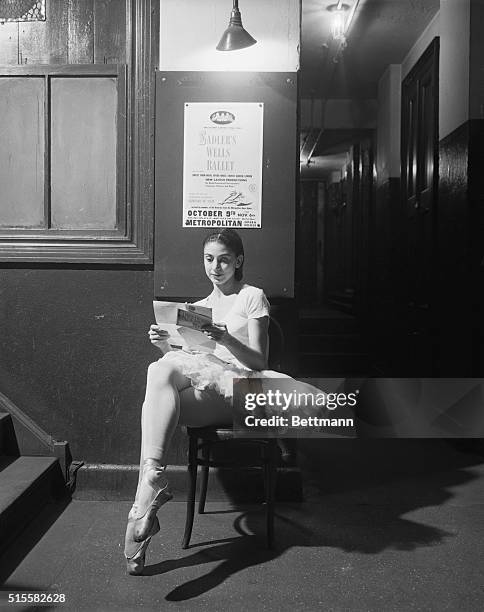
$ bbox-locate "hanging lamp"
[216,0,257,51]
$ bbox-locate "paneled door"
[401,38,439,374]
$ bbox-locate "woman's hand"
[148,325,172,353]
[201,322,231,345]
[202,318,268,370]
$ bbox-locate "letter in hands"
[201,322,229,345]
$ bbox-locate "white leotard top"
[195,284,270,367]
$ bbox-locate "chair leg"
[182,435,198,549]
[264,441,278,549]
[198,442,210,514]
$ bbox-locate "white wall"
[376,65,401,183]
[439,0,471,138]
[401,12,440,80]
[401,1,480,138]
[159,0,300,72]
[300,98,377,130]
[470,0,484,121]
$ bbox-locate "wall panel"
[93,0,127,64]
[0,22,19,64]
[18,0,68,64]
[3,0,128,66]
[67,0,94,63]
[0,76,45,227]
[154,71,297,299]
[50,76,118,229]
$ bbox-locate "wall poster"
[182,102,263,228]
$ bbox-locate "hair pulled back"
[203,229,244,281]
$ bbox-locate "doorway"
[297,130,375,314]
[400,38,439,375]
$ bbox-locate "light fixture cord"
[345,0,360,36]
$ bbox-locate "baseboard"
[73,463,303,502]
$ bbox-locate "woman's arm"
[203,316,269,371]
[148,325,173,354]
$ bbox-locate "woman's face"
[203,240,243,289]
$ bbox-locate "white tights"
[136,359,232,479]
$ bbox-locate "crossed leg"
[125,358,233,573]
[134,358,232,500]
[140,358,232,462]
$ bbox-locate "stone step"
[0,456,65,550]
[0,412,20,456]
[0,413,10,455]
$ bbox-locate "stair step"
[0,456,65,550]
[0,413,11,454]
[0,412,19,456]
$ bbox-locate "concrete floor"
[1,444,484,612]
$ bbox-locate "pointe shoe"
[125,514,160,575]
[132,459,173,543]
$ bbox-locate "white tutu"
[154,287,353,431]
[159,349,326,418]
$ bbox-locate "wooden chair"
[182,315,285,549]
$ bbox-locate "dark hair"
[203,229,245,281]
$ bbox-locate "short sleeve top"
[195,284,270,366]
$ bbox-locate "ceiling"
[301,0,440,99]
[300,0,440,178]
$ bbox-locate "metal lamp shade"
[216,4,257,51]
